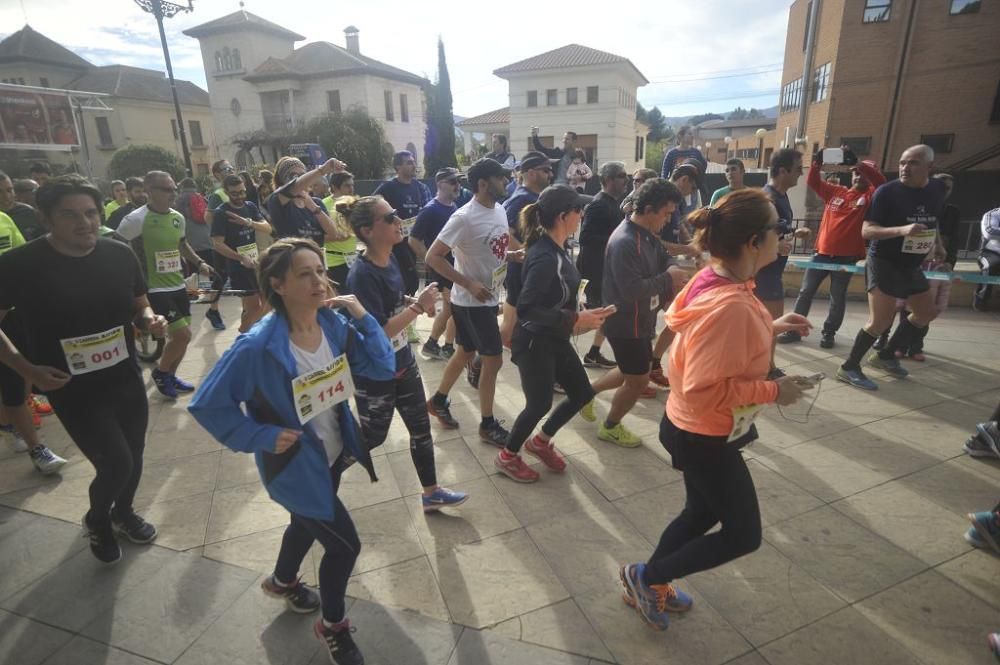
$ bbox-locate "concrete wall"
[0,62,85,89]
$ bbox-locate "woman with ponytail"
[494,185,615,483]
[618,188,814,631]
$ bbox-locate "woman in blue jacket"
[189,238,393,665]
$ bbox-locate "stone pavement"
[1,297,999,665]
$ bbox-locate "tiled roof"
[245,41,427,86]
[182,10,304,40]
[456,107,510,127]
[493,44,648,84]
[0,24,92,70]
[67,65,209,106]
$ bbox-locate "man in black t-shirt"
[0,171,44,241]
[106,177,147,230]
[838,145,947,391]
[211,175,272,332]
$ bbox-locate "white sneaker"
[1,426,28,453]
[29,445,66,474]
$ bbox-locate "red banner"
[0,85,79,150]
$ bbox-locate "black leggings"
[506,331,595,453]
[353,361,436,488]
[47,371,149,524]
[274,465,359,623]
[645,414,762,585]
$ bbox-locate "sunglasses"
[380,210,399,224]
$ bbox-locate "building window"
[566,87,578,105]
[780,77,803,113]
[170,118,178,140]
[635,136,645,162]
[863,0,891,23]
[920,133,954,154]
[527,90,538,107]
[327,90,341,114]
[546,89,557,106]
[812,62,831,102]
[991,80,1000,124]
[189,120,204,146]
[39,77,49,87]
[400,94,409,123]
[736,148,760,159]
[587,86,599,103]
[950,0,980,14]
[384,90,394,121]
[2,77,26,85]
[230,98,241,116]
[95,116,113,146]
[840,136,872,155]
[803,1,813,51]
[232,48,241,70]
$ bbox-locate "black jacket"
[516,234,580,339]
[579,191,624,250]
[601,219,677,339]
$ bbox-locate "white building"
[183,11,428,173]
[457,44,649,172]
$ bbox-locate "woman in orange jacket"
[619,188,814,631]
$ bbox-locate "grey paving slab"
[488,598,614,662]
[936,549,1000,611]
[0,608,73,665]
[896,458,1000,517]
[446,628,590,665]
[0,507,88,601]
[42,635,162,665]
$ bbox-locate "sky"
[1,0,793,121]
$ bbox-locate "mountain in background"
[662,105,777,128]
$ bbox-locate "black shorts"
[0,311,27,406]
[865,255,929,299]
[425,267,453,291]
[327,263,350,292]
[452,304,502,356]
[504,263,523,306]
[228,262,259,293]
[194,248,227,280]
[607,336,653,376]
[149,288,192,331]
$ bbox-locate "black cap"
[537,184,589,215]
[435,167,461,182]
[466,158,512,189]
[518,151,556,172]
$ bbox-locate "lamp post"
[755,128,767,169]
[705,141,712,163]
[724,135,732,160]
[135,0,195,176]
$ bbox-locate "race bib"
[901,230,935,255]
[291,353,354,425]
[390,306,408,351]
[492,263,507,292]
[400,216,417,237]
[60,325,128,376]
[728,404,765,443]
[650,294,660,311]
[577,278,589,312]
[237,242,259,262]
[155,249,182,274]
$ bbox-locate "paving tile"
[759,606,924,665]
[897,459,1000,517]
[764,506,927,603]
[492,464,611,528]
[810,425,944,479]
[832,482,973,565]
[347,555,451,623]
[214,450,260,489]
[858,406,981,461]
[936,549,1000,611]
[721,653,769,665]
[0,508,88,601]
[201,524,320,586]
[446,628,590,665]
[351,498,425,574]
[752,441,891,503]
[427,529,570,628]
[41,635,163,665]
[138,491,213,551]
[488,598,614,661]
[386,434,486,497]
[203,481,290,544]
[80,551,259,663]
[613,481,687,545]
[0,609,73,665]
[744,458,826,527]
[404,476,521,554]
[856,570,999,665]
[338,454,403,511]
[688,541,845,646]
[131,450,222,509]
[567,445,677,501]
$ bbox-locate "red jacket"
[808,160,885,257]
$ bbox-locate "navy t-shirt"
[758,184,795,283]
[502,186,540,297]
[867,179,946,268]
[373,178,432,221]
[412,199,456,247]
[346,253,414,370]
[267,194,328,246]
[211,201,263,271]
[661,147,707,179]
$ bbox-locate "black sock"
[481,416,496,428]
[432,392,448,406]
[843,329,878,370]
[880,315,920,359]
[588,345,600,358]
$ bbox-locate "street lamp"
[755,128,767,169]
[724,136,732,160]
[135,0,195,176]
[705,141,712,162]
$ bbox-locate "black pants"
[645,414,762,585]
[327,263,351,294]
[506,331,595,453]
[791,254,858,334]
[976,250,1000,306]
[353,361,436,488]
[274,464,359,623]
[47,370,148,524]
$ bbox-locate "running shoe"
[441,343,455,359]
[649,367,670,389]
[524,435,566,472]
[466,355,482,389]
[836,366,878,391]
[172,375,196,393]
[28,394,53,416]
[426,397,459,429]
[494,451,540,483]
[967,510,1000,555]
[206,308,226,331]
[820,332,836,349]
[83,512,122,565]
[152,368,178,400]
[111,510,158,544]
[29,445,66,474]
[776,331,801,344]
[988,632,999,660]
[767,367,787,380]
[976,422,1000,458]
[314,618,364,665]
[620,563,693,631]
[964,434,999,459]
[598,422,642,448]
[872,332,889,351]
[580,401,597,423]
[420,339,445,360]
[583,351,617,369]
[907,351,926,362]
[866,351,909,378]
[407,323,420,344]
[479,419,510,448]
[553,382,566,394]
[1,424,28,453]
[261,575,321,613]
[965,525,988,550]
[421,487,469,512]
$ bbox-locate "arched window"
[222,46,232,71]
[214,51,223,71]
[232,48,242,70]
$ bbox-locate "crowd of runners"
[1,134,999,664]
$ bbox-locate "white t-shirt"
[436,198,510,307]
[290,336,344,467]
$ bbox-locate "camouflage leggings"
[353,361,437,488]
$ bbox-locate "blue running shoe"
[152,368,177,400]
[967,510,1000,555]
[836,366,878,391]
[964,526,988,550]
[620,563,693,631]
[172,375,196,393]
[422,487,469,513]
[205,309,226,331]
[865,351,908,378]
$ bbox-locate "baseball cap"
[537,184,589,215]
[466,158,512,189]
[435,167,461,182]
[851,159,877,172]
[518,151,556,172]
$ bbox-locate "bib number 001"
[60,325,129,376]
